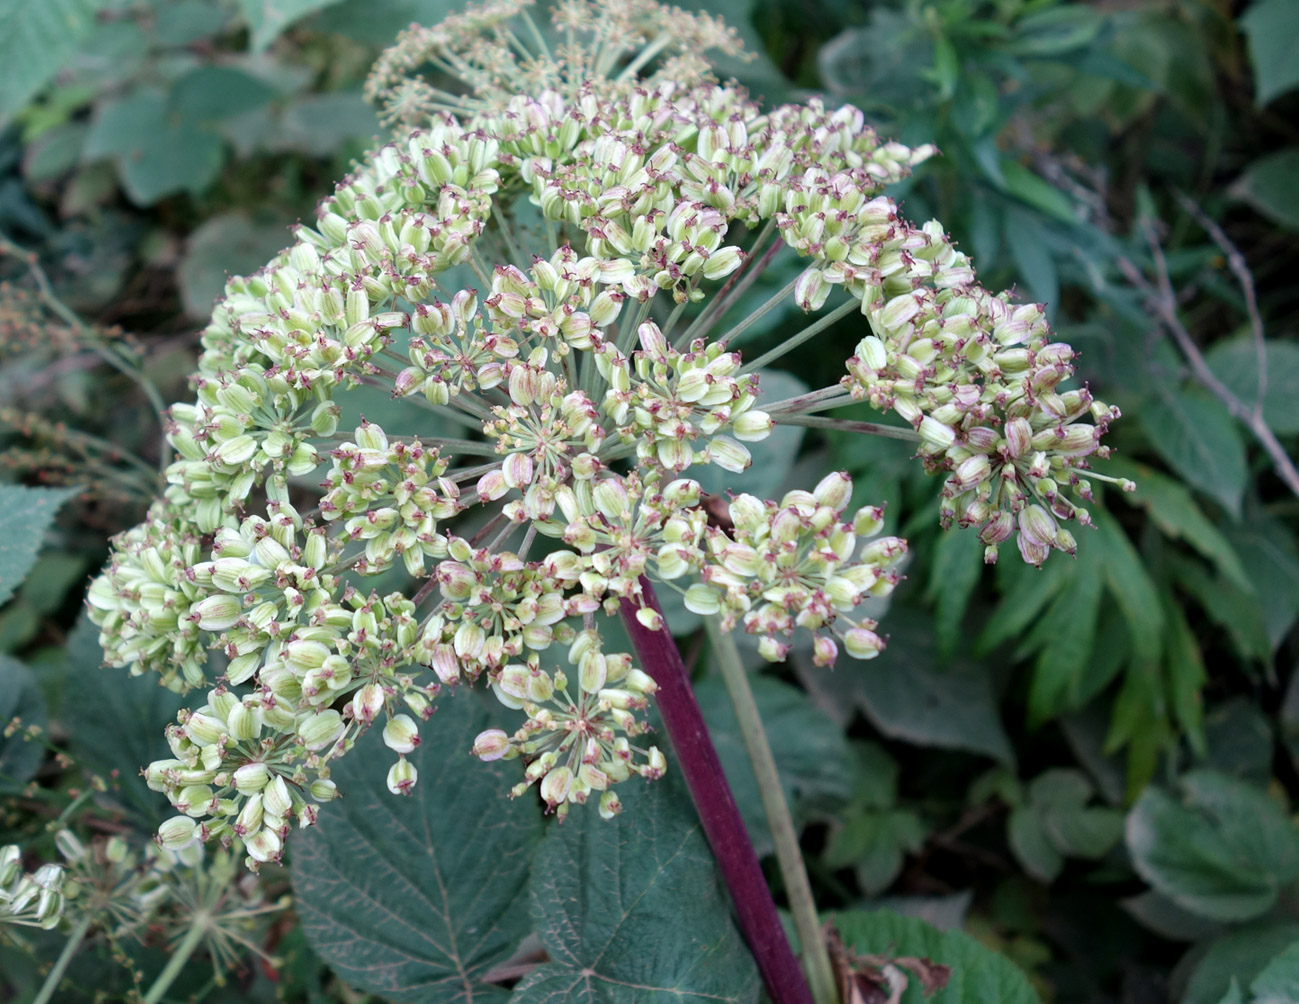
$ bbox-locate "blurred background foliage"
[1,0,1297,1001]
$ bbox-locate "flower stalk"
[704,615,838,1004]
[620,580,815,1004]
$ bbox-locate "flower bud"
[540,766,573,807]
[157,816,198,850]
[473,729,512,762]
[383,714,421,754]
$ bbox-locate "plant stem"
[739,298,858,375]
[143,918,207,1004]
[772,414,921,443]
[704,617,838,1004]
[32,915,93,1004]
[619,579,815,1004]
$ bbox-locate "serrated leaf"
[1141,389,1247,517]
[55,615,185,822]
[827,809,928,895]
[977,552,1071,653]
[0,0,107,122]
[1240,0,1299,105]
[236,0,347,51]
[1164,592,1207,757]
[1125,770,1299,922]
[0,484,79,606]
[1204,339,1299,435]
[292,695,542,1004]
[832,908,1041,1004]
[512,777,760,1004]
[696,674,853,857]
[1020,545,1104,725]
[1182,924,1299,1004]
[1224,518,1299,650]
[0,655,46,792]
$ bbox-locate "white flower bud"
[386,757,418,795]
[383,714,421,754]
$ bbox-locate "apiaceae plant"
[77,0,1127,999]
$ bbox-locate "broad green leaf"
[1224,518,1299,650]
[309,0,458,44]
[55,615,185,822]
[1125,770,1299,922]
[1240,0,1299,105]
[277,92,379,156]
[1119,890,1222,942]
[832,909,1041,1004]
[0,0,107,121]
[1205,339,1299,435]
[1106,458,1250,590]
[0,655,47,792]
[1141,389,1247,517]
[1202,697,1272,783]
[1250,942,1299,1003]
[1182,924,1299,1004]
[696,674,853,857]
[151,0,233,46]
[977,555,1070,654]
[178,213,292,318]
[1019,544,1104,725]
[236,0,347,51]
[0,484,79,606]
[1008,807,1062,883]
[292,695,543,1004]
[1231,148,1299,231]
[925,528,984,661]
[83,89,224,204]
[1004,206,1059,307]
[512,777,760,1003]
[169,66,277,123]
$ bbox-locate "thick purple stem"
[620,579,815,1004]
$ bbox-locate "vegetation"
[1,1,1296,1002]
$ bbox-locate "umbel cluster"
[87,0,1122,867]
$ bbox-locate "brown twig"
[1117,218,1299,501]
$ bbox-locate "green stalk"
[704,617,839,1004]
[143,919,207,1004]
[33,915,93,1004]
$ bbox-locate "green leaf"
[1224,518,1299,650]
[1003,206,1059,307]
[1250,941,1299,1003]
[827,808,929,895]
[1019,544,1104,725]
[1164,594,1207,757]
[999,161,1077,224]
[0,655,46,792]
[178,213,292,318]
[1005,5,1103,56]
[292,695,543,1004]
[236,0,347,51]
[925,528,984,661]
[1008,807,1063,883]
[832,909,1041,1004]
[0,484,79,606]
[0,0,107,122]
[54,615,185,822]
[83,89,224,205]
[854,605,1013,764]
[1240,0,1299,105]
[1125,770,1299,922]
[169,66,277,123]
[151,0,233,46]
[1231,148,1299,232]
[1182,924,1299,1004]
[308,0,458,44]
[1141,389,1248,517]
[1105,458,1251,591]
[1204,339,1299,435]
[695,674,853,857]
[1095,509,1164,664]
[512,777,760,1003]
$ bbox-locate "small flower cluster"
[87,0,1121,866]
[0,845,64,931]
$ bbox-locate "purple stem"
[620,579,815,1004]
